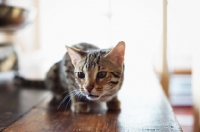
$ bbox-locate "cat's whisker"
[57,94,70,110]
[74,91,82,100]
[65,99,71,112]
[65,90,77,111]
[57,90,76,110]
[77,92,84,100]
[61,90,70,96]
[56,91,68,99]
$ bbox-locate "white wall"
[39,0,162,66]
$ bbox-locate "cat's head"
[66,41,125,101]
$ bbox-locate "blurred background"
[0,0,199,131]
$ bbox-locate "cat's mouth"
[87,94,100,100]
[86,93,114,101]
[88,94,99,97]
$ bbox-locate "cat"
[45,41,125,113]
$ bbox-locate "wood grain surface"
[1,66,182,132]
[0,82,49,131]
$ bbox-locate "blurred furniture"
[192,45,200,132]
[0,2,36,73]
[0,4,36,32]
[0,42,18,72]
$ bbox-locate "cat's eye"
[97,72,107,78]
[77,72,85,78]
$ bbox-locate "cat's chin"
[98,96,114,102]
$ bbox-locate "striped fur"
[45,42,125,113]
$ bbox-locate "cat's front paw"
[106,98,121,110]
[71,102,90,113]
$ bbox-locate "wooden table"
[0,66,182,132]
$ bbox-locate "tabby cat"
[45,41,125,113]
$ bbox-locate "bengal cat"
[45,41,125,113]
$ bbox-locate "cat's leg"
[106,96,121,110]
[70,96,90,113]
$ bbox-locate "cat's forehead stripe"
[83,50,109,70]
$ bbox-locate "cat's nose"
[86,85,94,93]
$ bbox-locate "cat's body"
[45,42,125,113]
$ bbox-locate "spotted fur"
[45,42,125,113]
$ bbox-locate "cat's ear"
[105,41,125,66]
[66,46,86,66]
